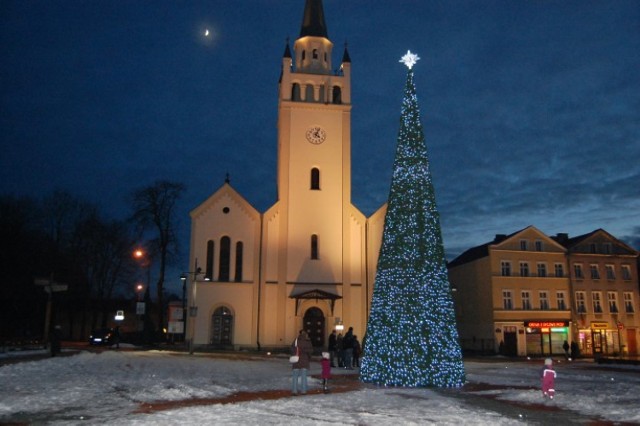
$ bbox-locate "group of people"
[327,328,362,369]
[289,329,332,395]
[290,326,361,395]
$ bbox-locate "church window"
[311,168,320,190]
[332,86,341,104]
[302,50,306,61]
[311,234,319,259]
[292,83,301,101]
[312,49,318,59]
[219,236,231,282]
[234,242,243,282]
[206,240,214,280]
[305,84,314,102]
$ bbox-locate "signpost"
[34,276,68,344]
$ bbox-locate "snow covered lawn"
[1,349,639,425]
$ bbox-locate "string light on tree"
[360,51,465,388]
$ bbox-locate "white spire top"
[400,50,420,69]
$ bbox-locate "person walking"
[291,330,313,395]
[328,330,337,367]
[541,358,557,399]
[320,351,331,393]
[352,335,361,368]
[336,333,344,367]
[343,327,354,369]
[562,340,570,360]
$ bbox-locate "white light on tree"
[400,50,420,69]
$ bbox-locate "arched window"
[332,86,342,104]
[234,242,243,282]
[312,49,318,59]
[206,240,214,280]
[310,168,320,190]
[311,234,319,260]
[291,83,301,101]
[219,236,231,282]
[305,84,314,102]
[301,50,306,61]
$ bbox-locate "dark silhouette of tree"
[130,180,185,338]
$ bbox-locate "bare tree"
[130,180,185,336]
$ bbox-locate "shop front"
[524,320,570,356]
[576,321,623,357]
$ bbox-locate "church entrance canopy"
[289,289,342,316]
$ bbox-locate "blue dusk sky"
[2,1,639,291]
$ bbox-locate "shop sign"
[590,321,609,329]
[525,321,568,328]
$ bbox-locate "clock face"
[305,126,326,144]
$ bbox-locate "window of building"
[502,290,513,310]
[535,240,543,251]
[206,240,214,280]
[574,264,583,279]
[590,264,600,280]
[556,292,567,310]
[520,262,529,277]
[219,236,231,282]
[592,292,603,313]
[305,84,314,102]
[605,264,615,280]
[539,291,549,310]
[311,234,319,260]
[501,261,511,277]
[234,242,243,282]
[603,243,612,254]
[520,240,528,251]
[607,292,618,313]
[312,48,318,59]
[622,265,632,280]
[576,291,587,313]
[537,263,547,277]
[624,292,635,313]
[590,243,597,254]
[554,263,564,278]
[310,168,320,190]
[332,86,342,104]
[291,83,301,101]
[521,291,531,310]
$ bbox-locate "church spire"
[299,0,328,39]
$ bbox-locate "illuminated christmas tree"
[360,51,465,387]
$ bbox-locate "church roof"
[299,0,328,38]
[342,44,351,63]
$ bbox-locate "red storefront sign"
[525,321,568,328]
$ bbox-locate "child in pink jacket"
[541,358,557,399]
[321,352,331,393]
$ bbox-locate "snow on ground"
[1,348,639,425]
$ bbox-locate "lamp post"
[181,259,205,354]
[133,248,152,343]
[180,275,187,343]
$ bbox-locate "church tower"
[188,0,379,351]
[261,0,367,348]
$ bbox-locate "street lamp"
[181,259,205,354]
[133,248,152,343]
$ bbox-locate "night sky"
[2,1,639,293]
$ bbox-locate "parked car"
[89,328,116,346]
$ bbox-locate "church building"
[187,0,386,351]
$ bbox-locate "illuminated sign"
[525,321,568,328]
[591,322,609,329]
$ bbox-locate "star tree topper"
[400,50,420,69]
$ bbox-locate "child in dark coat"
[541,358,557,399]
[321,352,331,393]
